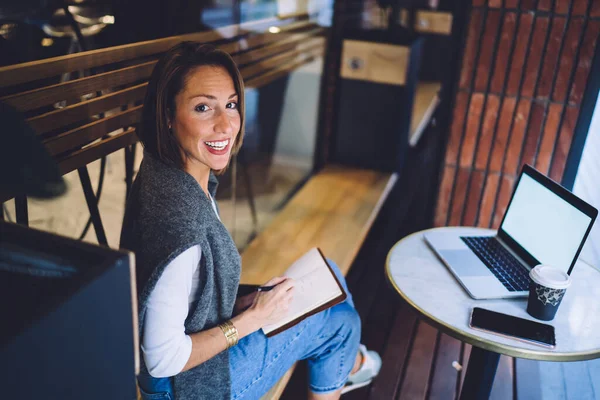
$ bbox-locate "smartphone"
[469,307,556,349]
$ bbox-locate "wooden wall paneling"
[535,103,563,174]
[537,16,568,99]
[503,98,532,175]
[43,106,142,156]
[521,16,550,98]
[456,343,472,398]
[474,10,502,92]
[0,60,156,113]
[434,165,456,227]
[463,169,485,226]
[552,18,585,103]
[427,333,461,400]
[489,12,518,94]
[506,13,534,96]
[489,97,517,173]
[569,20,600,105]
[459,9,485,89]
[397,321,438,400]
[27,83,147,135]
[549,105,580,181]
[477,172,501,228]
[368,300,418,399]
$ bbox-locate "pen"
[257,285,277,292]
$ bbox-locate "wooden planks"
[340,40,410,86]
[249,166,396,400]
[241,165,397,285]
[435,0,599,229]
[409,82,441,147]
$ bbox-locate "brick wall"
[435,0,600,228]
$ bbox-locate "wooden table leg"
[460,346,500,400]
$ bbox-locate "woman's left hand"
[234,292,257,315]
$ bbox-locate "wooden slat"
[1,60,156,112]
[234,28,324,66]
[27,83,147,135]
[57,129,138,175]
[240,39,324,80]
[409,82,441,147]
[0,17,306,88]
[340,40,410,86]
[428,334,462,400]
[240,166,396,284]
[245,46,324,89]
[398,321,438,399]
[44,106,142,156]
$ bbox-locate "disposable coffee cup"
[527,265,571,321]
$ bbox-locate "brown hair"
[139,42,245,174]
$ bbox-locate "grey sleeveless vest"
[120,152,241,399]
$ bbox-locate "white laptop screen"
[500,173,593,273]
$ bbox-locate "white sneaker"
[341,344,382,394]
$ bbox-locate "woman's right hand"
[248,276,295,328]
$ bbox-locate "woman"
[120,42,381,400]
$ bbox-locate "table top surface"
[386,226,600,361]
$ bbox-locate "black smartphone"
[469,307,556,349]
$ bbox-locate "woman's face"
[171,65,241,173]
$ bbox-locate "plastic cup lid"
[529,265,571,289]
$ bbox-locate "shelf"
[409,82,441,147]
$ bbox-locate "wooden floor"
[281,122,600,399]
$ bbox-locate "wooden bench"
[241,165,397,399]
[0,16,397,400]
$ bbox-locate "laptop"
[425,165,598,299]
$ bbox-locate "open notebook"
[262,248,347,337]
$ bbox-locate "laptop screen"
[500,172,593,273]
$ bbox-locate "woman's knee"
[330,302,361,341]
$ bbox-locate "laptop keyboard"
[460,236,531,292]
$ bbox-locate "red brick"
[552,19,584,103]
[460,10,485,89]
[490,12,518,94]
[572,0,589,15]
[592,0,600,17]
[504,99,532,175]
[493,175,516,228]
[550,106,580,181]
[555,0,571,14]
[520,102,547,169]
[506,13,534,96]
[488,0,502,7]
[505,0,519,7]
[435,165,457,227]
[460,93,485,168]
[537,17,567,100]
[475,95,501,170]
[490,98,517,173]
[473,0,485,6]
[449,168,471,226]
[522,17,550,98]
[478,173,501,228]
[475,10,502,92]
[521,0,537,10]
[538,0,553,10]
[535,103,563,175]
[446,92,469,165]
[463,170,486,227]
[569,21,600,105]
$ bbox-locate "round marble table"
[386,226,600,399]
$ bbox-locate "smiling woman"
[120,42,380,400]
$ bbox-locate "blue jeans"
[138,260,361,399]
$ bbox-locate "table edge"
[385,227,600,362]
